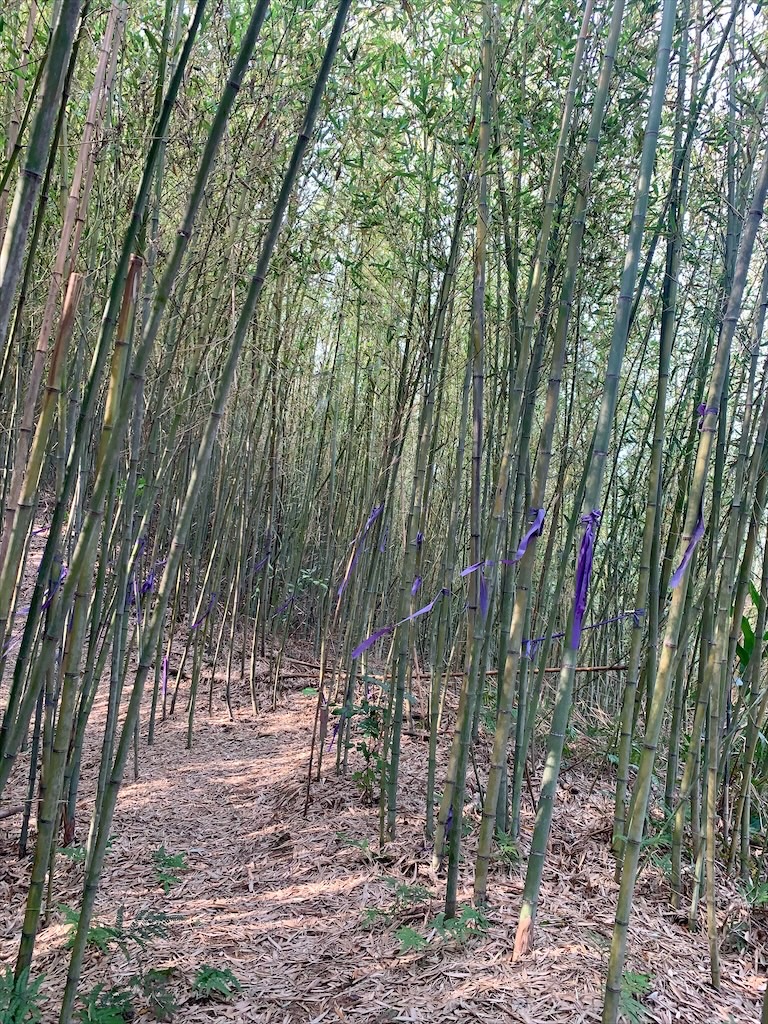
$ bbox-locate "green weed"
[192,965,241,1002]
[58,904,170,959]
[152,846,188,893]
[619,970,651,1024]
[0,967,45,1024]
[75,983,134,1024]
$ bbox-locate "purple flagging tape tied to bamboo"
[338,503,384,599]
[351,588,449,661]
[327,707,347,751]
[14,565,68,619]
[514,507,546,561]
[522,608,637,659]
[411,576,422,596]
[570,509,601,650]
[190,591,216,630]
[275,594,296,616]
[669,501,705,589]
[697,402,718,432]
[351,624,395,660]
[460,508,546,579]
[251,552,270,575]
[247,532,272,578]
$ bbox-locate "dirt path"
[1,673,765,1023]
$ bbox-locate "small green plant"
[192,965,241,1002]
[480,689,497,733]
[649,850,672,881]
[619,970,651,1024]
[76,983,135,1024]
[60,835,115,866]
[349,697,382,804]
[60,844,87,864]
[383,876,431,908]
[362,875,433,930]
[392,905,489,953]
[0,968,46,1024]
[738,878,768,907]
[59,904,170,959]
[395,926,428,952]
[298,566,328,592]
[638,816,673,875]
[335,830,371,853]
[431,905,489,944]
[152,846,188,893]
[362,907,384,928]
[494,828,519,868]
[138,968,178,1022]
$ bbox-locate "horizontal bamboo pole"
[175,662,627,683]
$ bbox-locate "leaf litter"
[0,647,765,1023]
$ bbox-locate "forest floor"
[1,648,767,1023]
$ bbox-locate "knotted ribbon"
[351,587,449,660]
[338,503,384,599]
[570,509,601,650]
[460,508,546,579]
[669,500,705,589]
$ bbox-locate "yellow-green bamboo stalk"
[603,141,768,1024]
[514,0,674,957]
[0,0,82,362]
[471,0,594,904]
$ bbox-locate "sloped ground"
[1,660,765,1023]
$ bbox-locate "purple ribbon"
[338,503,384,599]
[351,587,449,661]
[523,637,545,660]
[460,509,546,579]
[513,507,546,561]
[411,576,422,596]
[326,705,349,752]
[5,567,68,655]
[669,501,705,589]
[351,624,394,660]
[697,402,718,431]
[13,566,67,619]
[460,559,487,578]
[246,532,273,578]
[522,607,637,659]
[275,594,295,616]
[570,509,601,650]
[191,592,216,630]
[251,552,270,575]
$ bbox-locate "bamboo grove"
[1,0,768,1019]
